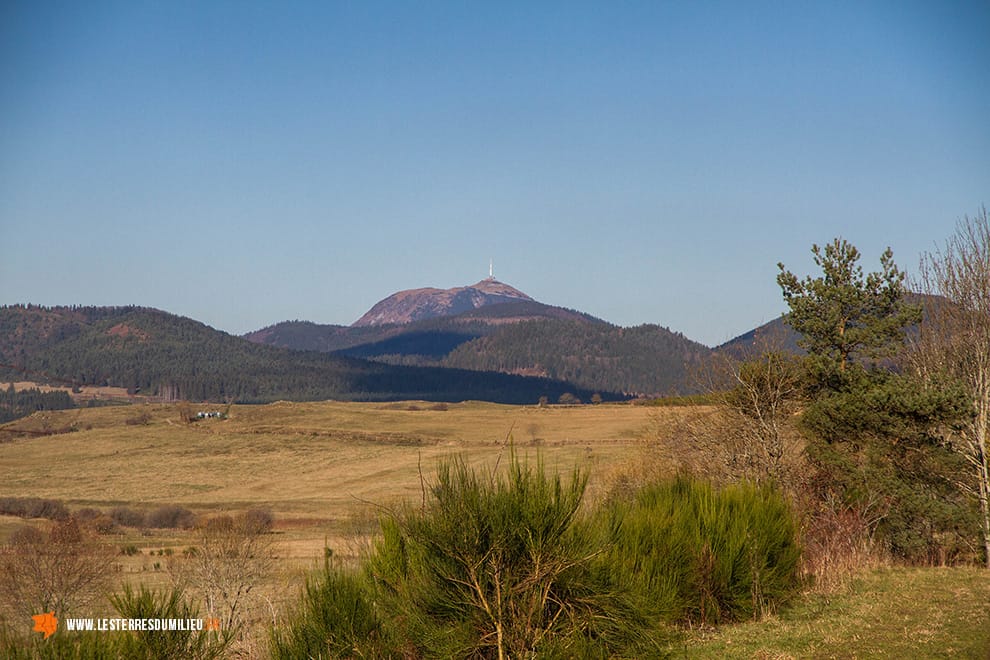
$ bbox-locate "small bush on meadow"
[110,506,146,528]
[146,505,196,529]
[125,411,152,426]
[240,508,274,534]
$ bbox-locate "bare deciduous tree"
[169,512,276,634]
[0,519,115,620]
[694,333,804,484]
[912,207,990,567]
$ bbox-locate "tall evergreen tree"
[778,238,977,563]
[776,238,920,382]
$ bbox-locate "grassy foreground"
[680,566,990,659]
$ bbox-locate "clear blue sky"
[1,1,987,346]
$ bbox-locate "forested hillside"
[245,301,603,354]
[441,320,710,396]
[248,303,706,396]
[0,305,605,404]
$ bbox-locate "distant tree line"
[0,385,74,424]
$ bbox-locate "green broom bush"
[268,456,801,658]
[601,477,802,625]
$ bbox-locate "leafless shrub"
[146,505,196,529]
[0,496,70,521]
[168,511,277,649]
[177,401,196,424]
[693,333,804,485]
[74,508,117,535]
[125,411,152,426]
[912,207,990,568]
[0,519,116,619]
[240,508,275,534]
[110,506,146,528]
[798,494,888,593]
[73,507,103,522]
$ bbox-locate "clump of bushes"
[107,504,197,529]
[124,411,152,426]
[73,507,116,534]
[145,505,196,529]
[110,506,147,528]
[0,497,69,521]
[240,508,275,534]
[271,453,802,658]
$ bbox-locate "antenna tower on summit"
[489,258,494,280]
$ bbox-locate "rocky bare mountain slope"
[352,279,533,326]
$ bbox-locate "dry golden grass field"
[0,400,680,566]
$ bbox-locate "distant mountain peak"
[352,279,534,327]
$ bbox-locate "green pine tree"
[776,238,920,383]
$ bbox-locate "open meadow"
[0,400,666,563]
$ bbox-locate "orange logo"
[205,618,221,631]
[32,611,58,639]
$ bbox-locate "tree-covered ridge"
[0,305,609,404]
[244,301,604,354]
[441,319,711,396]
[247,305,704,396]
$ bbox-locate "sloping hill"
[243,321,392,354]
[715,315,801,358]
[0,305,609,404]
[716,293,935,359]
[248,315,709,396]
[246,301,603,355]
[246,280,709,395]
[353,278,534,326]
[441,320,711,396]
